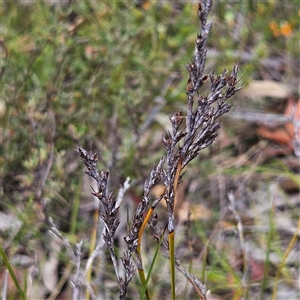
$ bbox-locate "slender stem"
[138,268,150,300]
[260,203,275,299]
[138,207,155,256]
[272,217,300,300]
[137,207,154,300]
[137,187,166,300]
[85,204,99,300]
[169,230,176,300]
[0,245,27,300]
[169,157,182,300]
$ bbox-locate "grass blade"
[0,245,27,300]
[272,217,300,300]
[140,226,166,300]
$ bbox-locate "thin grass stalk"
[259,202,275,300]
[85,205,99,300]
[136,157,181,299]
[228,192,247,273]
[47,262,74,300]
[228,192,247,299]
[168,157,182,300]
[0,245,27,300]
[169,230,176,300]
[272,217,300,300]
[137,207,154,300]
[138,268,150,300]
[85,206,99,300]
[184,218,195,298]
[136,185,166,299]
[139,227,166,300]
[201,246,208,285]
[23,265,28,299]
[137,188,165,299]
[2,269,8,300]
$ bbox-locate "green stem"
[169,230,175,300]
[0,245,27,300]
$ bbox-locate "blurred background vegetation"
[1,1,299,299]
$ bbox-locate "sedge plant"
[50,0,242,299]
